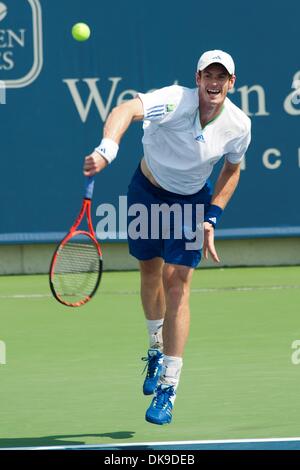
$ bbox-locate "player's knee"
[166,285,183,307]
[163,265,192,308]
[164,281,190,311]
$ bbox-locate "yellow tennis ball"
[72,23,91,42]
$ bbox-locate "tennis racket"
[49,176,103,307]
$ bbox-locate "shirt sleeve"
[225,124,251,164]
[137,85,182,123]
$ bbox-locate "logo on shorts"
[0,0,43,89]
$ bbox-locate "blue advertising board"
[0,0,299,243]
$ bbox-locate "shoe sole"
[143,389,155,395]
[145,414,172,425]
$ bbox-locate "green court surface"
[0,266,300,449]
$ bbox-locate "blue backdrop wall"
[0,0,300,243]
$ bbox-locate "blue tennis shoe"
[145,384,175,425]
[142,349,163,395]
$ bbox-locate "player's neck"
[199,100,224,128]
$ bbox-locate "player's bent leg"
[146,263,194,425]
[139,258,166,395]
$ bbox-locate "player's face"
[196,63,235,105]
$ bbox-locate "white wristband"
[94,138,119,164]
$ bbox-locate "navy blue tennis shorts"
[127,164,213,268]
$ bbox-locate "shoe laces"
[141,352,161,377]
[153,385,175,410]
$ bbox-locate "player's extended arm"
[84,98,144,176]
[203,160,241,263]
[210,159,241,209]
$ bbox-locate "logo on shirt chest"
[195,134,205,143]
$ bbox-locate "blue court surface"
[2,438,300,451]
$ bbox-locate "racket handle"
[85,176,95,199]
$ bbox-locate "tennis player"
[84,50,251,425]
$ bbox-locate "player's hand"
[83,151,108,176]
[203,222,220,263]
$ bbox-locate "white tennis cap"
[197,50,235,75]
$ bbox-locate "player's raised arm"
[84,97,144,176]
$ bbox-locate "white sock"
[146,319,164,351]
[160,355,183,396]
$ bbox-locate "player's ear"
[195,71,201,86]
[228,74,236,90]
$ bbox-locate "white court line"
[1,436,300,450]
[0,294,51,299]
[0,284,299,299]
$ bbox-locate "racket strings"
[52,239,101,304]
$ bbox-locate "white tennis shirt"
[138,85,251,195]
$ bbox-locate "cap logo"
[212,55,222,60]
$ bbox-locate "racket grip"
[85,176,95,199]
